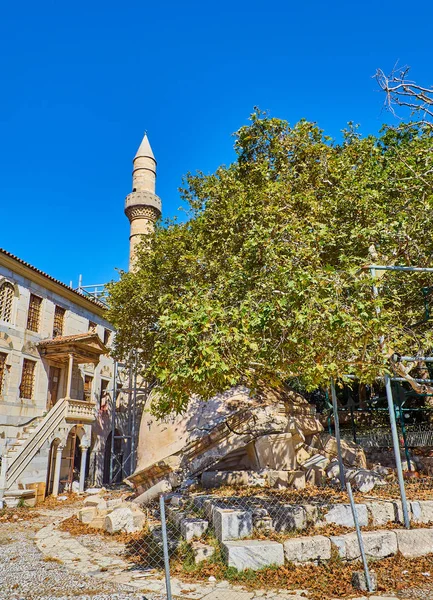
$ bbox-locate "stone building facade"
[0,133,161,505]
[0,249,123,502]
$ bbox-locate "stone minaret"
[125,134,162,270]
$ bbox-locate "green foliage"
[107,111,433,417]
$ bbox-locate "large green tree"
[107,111,433,417]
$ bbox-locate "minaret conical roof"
[134,133,155,160]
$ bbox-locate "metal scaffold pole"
[330,378,345,490]
[384,373,410,529]
[109,360,118,484]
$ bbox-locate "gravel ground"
[0,512,162,600]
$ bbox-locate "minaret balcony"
[125,190,162,214]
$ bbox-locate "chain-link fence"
[110,378,433,599]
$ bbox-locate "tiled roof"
[38,332,102,346]
[0,248,106,310]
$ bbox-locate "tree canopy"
[107,111,433,417]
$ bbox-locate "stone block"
[203,499,218,520]
[267,470,305,489]
[180,518,209,542]
[192,541,215,564]
[365,502,395,526]
[411,500,433,524]
[322,434,367,468]
[346,469,384,493]
[326,459,344,480]
[170,494,184,507]
[213,508,253,542]
[201,471,250,489]
[254,433,296,470]
[107,498,123,509]
[104,506,146,534]
[396,528,433,557]
[301,454,330,470]
[223,540,284,571]
[352,570,377,593]
[391,500,404,524]
[289,471,306,489]
[344,531,397,561]
[324,504,368,528]
[304,504,320,525]
[254,517,273,532]
[330,535,346,559]
[271,504,306,532]
[287,414,323,436]
[78,507,97,524]
[193,495,216,511]
[283,535,331,563]
[305,467,326,486]
[166,506,187,525]
[84,496,103,507]
[88,517,105,529]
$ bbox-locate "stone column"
[79,444,89,493]
[52,445,64,497]
[65,354,74,399]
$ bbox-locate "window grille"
[88,321,97,333]
[27,294,42,332]
[53,306,65,337]
[20,359,36,399]
[0,352,7,396]
[0,282,14,323]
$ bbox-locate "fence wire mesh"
[117,469,433,600]
[109,380,433,599]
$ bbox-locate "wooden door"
[47,366,61,409]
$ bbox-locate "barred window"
[0,352,7,396]
[53,306,65,337]
[88,321,97,333]
[20,359,36,399]
[0,282,14,323]
[27,294,42,332]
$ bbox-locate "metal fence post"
[347,481,373,592]
[384,374,410,528]
[330,378,345,490]
[159,494,173,600]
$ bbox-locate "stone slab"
[213,508,253,542]
[271,504,306,532]
[365,502,395,526]
[352,570,377,592]
[345,531,397,560]
[396,528,433,557]
[324,504,368,527]
[192,542,215,564]
[223,540,284,571]
[283,535,331,563]
[180,518,209,542]
[254,433,296,470]
[410,500,433,524]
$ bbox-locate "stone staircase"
[0,397,95,500]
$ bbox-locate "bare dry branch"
[375,66,433,125]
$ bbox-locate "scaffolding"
[71,276,149,485]
[108,357,151,484]
[75,275,109,305]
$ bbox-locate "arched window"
[0,282,14,323]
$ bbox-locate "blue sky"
[1,1,432,287]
